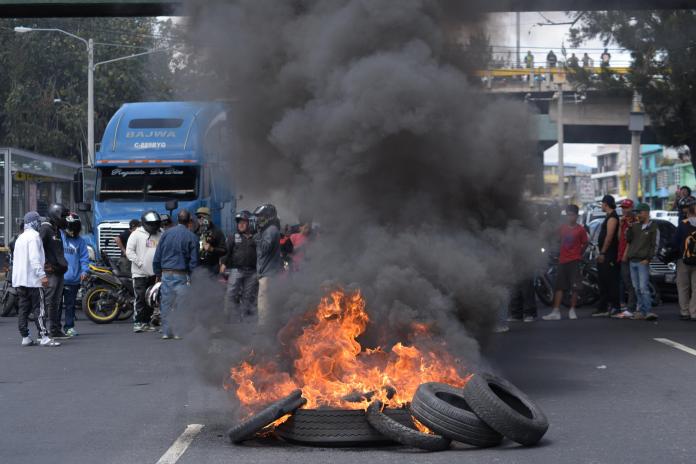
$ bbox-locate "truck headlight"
[87,245,96,262]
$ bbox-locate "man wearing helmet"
[221,210,258,322]
[252,204,281,325]
[60,213,89,337]
[195,206,227,275]
[39,203,70,339]
[126,211,163,333]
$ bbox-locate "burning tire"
[274,407,413,447]
[228,390,306,444]
[366,400,451,452]
[409,382,502,448]
[461,372,548,446]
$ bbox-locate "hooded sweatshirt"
[125,226,161,277]
[61,231,90,285]
[12,226,46,288]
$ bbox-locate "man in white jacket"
[126,211,162,333]
[12,211,59,347]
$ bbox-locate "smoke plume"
[179,0,540,389]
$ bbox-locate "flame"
[229,289,468,412]
[412,416,434,435]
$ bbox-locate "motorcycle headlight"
[87,245,96,262]
[668,262,677,272]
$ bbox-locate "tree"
[0,18,180,161]
[570,11,696,173]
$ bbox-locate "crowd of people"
[9,201,314,347]
[504,191,696,329]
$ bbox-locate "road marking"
[156,424,204,464]
[654,338,696,357]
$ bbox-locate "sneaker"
[523,316,537,323]
[568,308,578,320]
[65,328,78,337]
[50,331,70,339]
[506,316,523,323]
[133,323,144,333]
[646,312,658,321]
[39,336,61,347]
[161,334,172,340]
[173,335,182,340]
[142,324,156,332]
[542,309,561,321]
[492,325,510,333]
[680,314,690,321]
[612,310,634,319]
[609,308,622,317]
[21,337,34,347]
[633,312,646,320]
[592,310,610,317]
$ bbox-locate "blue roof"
[640,144,662,155]
[97,101,228,163]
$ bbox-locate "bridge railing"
[475,66,632,92]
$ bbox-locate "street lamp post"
[628,91,645,202]
[14,26,170,167]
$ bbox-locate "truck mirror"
[78,202,92,212]
[165,199,178,212]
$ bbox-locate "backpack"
[683,224,696,265]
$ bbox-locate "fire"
[228,289,468,412]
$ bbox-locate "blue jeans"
[61,284,80,330]
[160,272,189,337]
[629,261,651,315]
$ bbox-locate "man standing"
[582,53,591,68]
[543,205,588,321]
[115,219,140,275]
[40,203,70,339]
[60,213,89,337]
[221,211,258,322]
[593,195,621,317]
[673,186,692,221]
[672,196,696,320]
[524,51,534,69]
[195,207,227,275]
[626,203,660,320]
[601,48,611,68]
[614,199,638,318]
[13,211,58,346]
[153,209,198,339]
[253,204,281,325]
[127,211,162,333]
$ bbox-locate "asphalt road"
[1,304,696,464]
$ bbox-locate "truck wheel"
[83,286,120,324]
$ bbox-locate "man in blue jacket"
[61,213,89,337]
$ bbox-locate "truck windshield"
[96,166,198,201]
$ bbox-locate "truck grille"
[650,261,672,274]
[97,223,129,261]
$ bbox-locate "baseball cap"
[600,194,616,208]
[619,199,634,209]
[635,203,650,212]
[23,211,41,224]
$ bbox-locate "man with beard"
[40,203,70,339]
[593,195,621,317]
[195,207,227,275]
[221,210,258,322]
[253,204,281,325]
[127,211,162,333]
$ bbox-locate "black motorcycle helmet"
[678,196,696,210]
[65,212,82,237]
[141,210,162,235]
[235,210,252,222]
[48,203,69,229]
[253,204,277,229]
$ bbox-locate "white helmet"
[146,282,161,309]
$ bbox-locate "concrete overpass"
[1,0,696,16]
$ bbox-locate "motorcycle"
[535,247,600,308]
[81,247,135,324]
[1,268,18,317]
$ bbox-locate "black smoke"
[178,0,540,386]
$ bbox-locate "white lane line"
[654,338,696,357]
[156,424,204,464]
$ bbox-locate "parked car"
[651,210,679,228]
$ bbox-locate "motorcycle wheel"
[1,291,17,317]
[534,277,554,307]
[83,286,121,324]
[117,306,134,321]
[562,271,600,308]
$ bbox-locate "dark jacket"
[39,222,68,275]
[153,224,199,275]
[199,224,226,269]
[672,218,695,258]
[223,232,256,270]
[626,221,659,261]
[255,221,281,277]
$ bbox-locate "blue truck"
[78,101,236,259]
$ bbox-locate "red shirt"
[617,216,636,263]
[559,224,588,264]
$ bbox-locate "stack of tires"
[228,372,549,451]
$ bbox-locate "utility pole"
[557,83,565,203]
[629,91,645,201]
[516,12,521,68]
[87,38,95,167]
